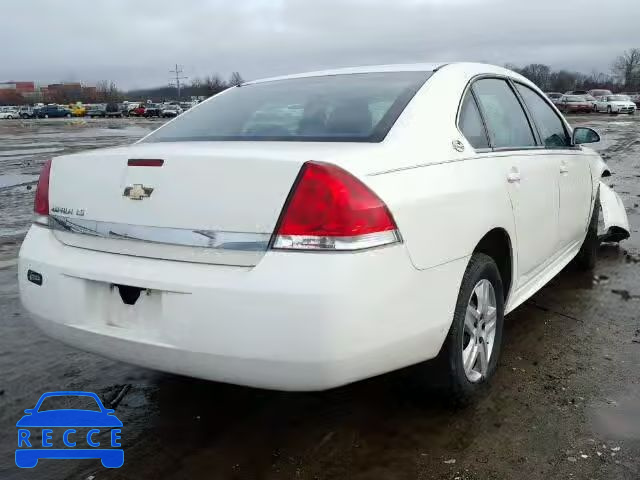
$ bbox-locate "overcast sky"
[2,0,639,90]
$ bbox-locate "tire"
[438,253,505,403]
[66,113,71,118]
[574,192,600,271]
[607,106,613,114]
[44,114,49,119]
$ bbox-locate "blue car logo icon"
[16,391,123,468]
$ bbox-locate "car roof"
[245,62,447,85]
[243,62,537,86]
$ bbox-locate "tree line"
[79,48,640,103]
[506,48,640,93]
[125,72,244,103]
[3,48,640,106]
[0,72,244,106]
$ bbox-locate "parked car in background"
[588,89,613,98]
[161,105,182,117]
[620,92,640,107]
[105,103,123,118]
[564,90,588,95]
[129,105,146,117]
[583,94,598,111]
[36,105,72,119]
[558,95,592,113]
[545,92,564,105]
[19,63,630,399]
[19,106,36,119]
[87,105,107,118]
[68,104,86,117]
[0,107,19,119]
[143,104,163,117]
[595,95,636,114]
[121,102,139,116]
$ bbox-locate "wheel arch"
[472,227,513,301]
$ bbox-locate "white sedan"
[594,94,636,114]
[19,63,630,399]
[161,105,183,118]
[0,108,19,119]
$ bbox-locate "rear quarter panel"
[366,157,516,272]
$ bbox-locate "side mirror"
[573,127,600,145]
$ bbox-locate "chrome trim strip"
[272,230,401,251]
[49,215,271,252]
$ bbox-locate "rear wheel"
[439,253,505,402]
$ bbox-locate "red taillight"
[34,159,52,217]
[273,161,400,250]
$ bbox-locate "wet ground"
[0,115,639,479]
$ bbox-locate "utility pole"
[169,64,188,101]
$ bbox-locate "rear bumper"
[19,226,467,391]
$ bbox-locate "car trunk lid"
[47,142,316,266]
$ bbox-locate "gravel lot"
[0,116,639,479]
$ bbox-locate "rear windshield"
[607,95,630,101]
[566,96,585,102]
[143,71,431,143]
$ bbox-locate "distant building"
[0,81,35,104]
[0,81,34,92]
[82,86,97,101]
[46,83,82,102]
[14,82,35,93]
[0,80,98,105]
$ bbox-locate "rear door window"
[458,92,489,149]
[515,84,571,148]
[472,78,536,149]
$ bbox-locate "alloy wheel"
[462,279,497,383]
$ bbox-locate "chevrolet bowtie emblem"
[123,184,154,200]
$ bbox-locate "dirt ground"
[0,116,638,479]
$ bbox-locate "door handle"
[507,169,521,183]
[560,162,569,174]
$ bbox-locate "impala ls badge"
[123,184,153,200]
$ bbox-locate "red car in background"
[558,95,592,114]
[129,105,146,117]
